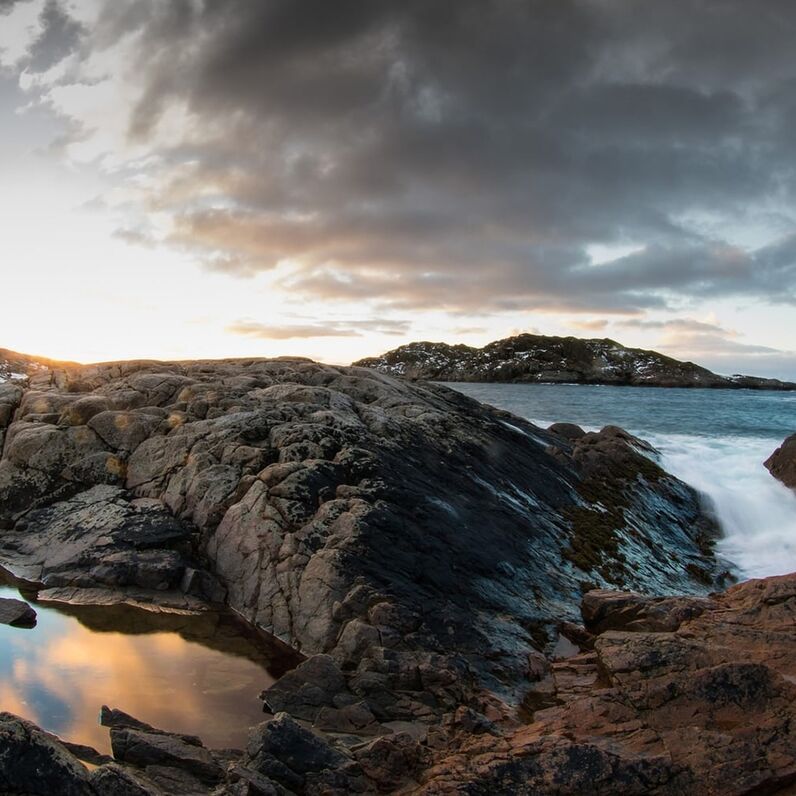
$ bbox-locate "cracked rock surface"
[0,356,725,690]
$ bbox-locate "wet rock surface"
[354,333,796,390]
[765,433,796,489]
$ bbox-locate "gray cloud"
[19,0,796,314]
[27,0,84,72]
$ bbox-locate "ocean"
[447,382,796,580]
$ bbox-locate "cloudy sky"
[1,0,795,376]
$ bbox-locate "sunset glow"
[1,0,794,376]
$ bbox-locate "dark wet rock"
[260,654,348,721]
[245,713,347,789]
[355,333,796,390]
[547,422,586,440]
[139,765,214,795]
[0,712,94,796]
[224,765,285,795]
[101,705,203,747]
[581,590,715,634]
[90,763,160,796]
[0,594,36,627]
[110,726,225,785]
[0,485,193,590]
[60,740,114,766]
[765,433,796,489]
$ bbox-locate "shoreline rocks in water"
[0,595,36,627]
[765,433,796,489]
[353,333,796,390]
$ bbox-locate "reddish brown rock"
[420,573,796,795]
[765,433,796,489]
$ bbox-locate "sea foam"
[651,433,796,578]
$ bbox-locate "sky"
[1,0,795,377]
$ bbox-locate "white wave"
[648,433,796,579]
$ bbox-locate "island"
[354,334,796,390]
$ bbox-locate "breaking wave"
[449,382,796,579]
[650,433,796,578]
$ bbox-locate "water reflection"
[0,581,299,755]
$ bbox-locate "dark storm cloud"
[78,1,796,311]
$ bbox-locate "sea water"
[448,383,796,579]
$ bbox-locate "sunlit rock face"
[355,333,796,390]
[421,573,796,795]
[0,355,726,696]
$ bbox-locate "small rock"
[0,596,36,627]
[765,433,796,489]
[245,712,347,789]
[110,727,224,785]
[90,763,159,796]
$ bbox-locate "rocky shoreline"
[2,572,794,794]
[0,353,793,794]
[354,334,796,390]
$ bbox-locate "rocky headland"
[353,334,796,390]
[0,349,793,794]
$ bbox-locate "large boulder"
[765,433,796,489]
[0,356,728,705]
[0,712,95,796]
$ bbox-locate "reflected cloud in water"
[0,585,297,754]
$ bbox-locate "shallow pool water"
[0,580,296,754]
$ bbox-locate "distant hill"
[353,333,796,390]
[1,349,48,382]
[0,348,78,384]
